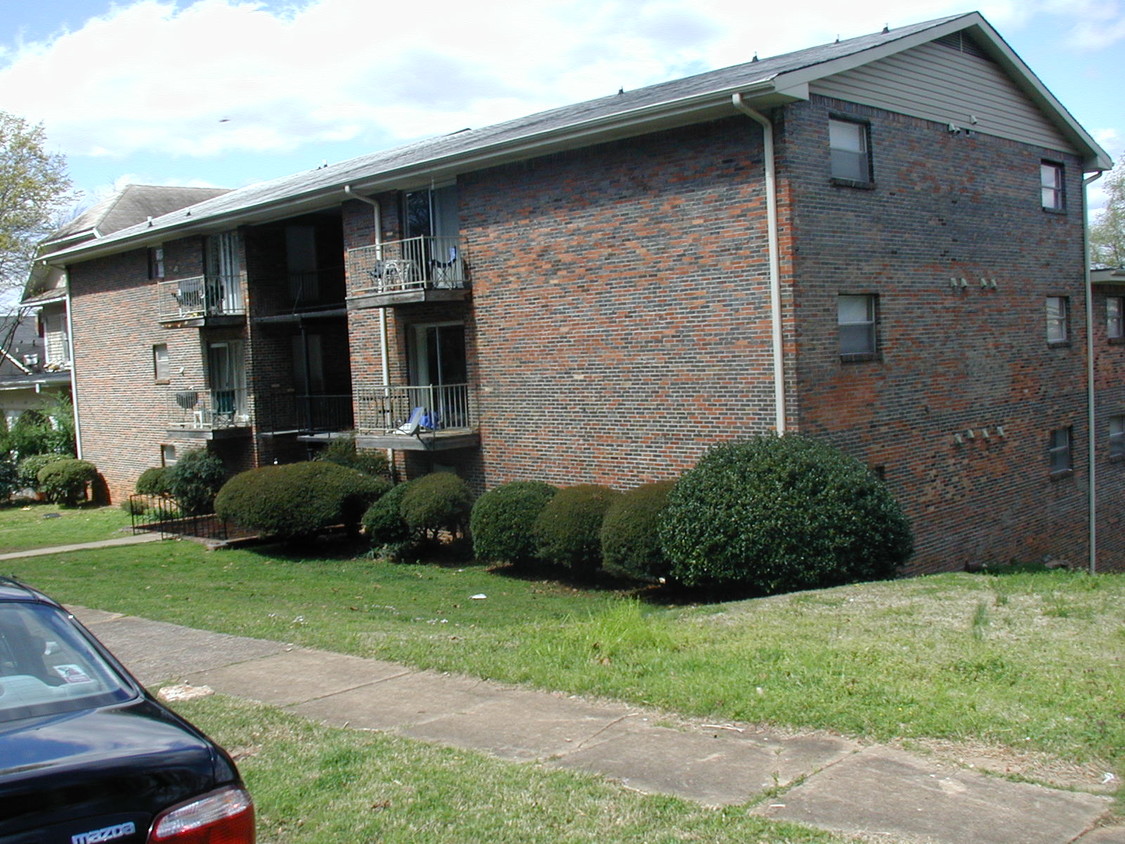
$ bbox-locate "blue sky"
[1,0,1122,216]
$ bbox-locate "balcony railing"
[167,387,250,431]
[355,383,475,436]
[158,275,245,322]
[349,236,468,296]
[255,393,355,436]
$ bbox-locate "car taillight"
[148,785,255,843]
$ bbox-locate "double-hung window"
[1110,416,1125,460]
[1041,161,1064,211]
[839,294,878,358]
[1049,427,1072,475]
[1108,296,1124,341]
[152,343,170,383]
[1046,296,1068,345]
[829,118,871,183]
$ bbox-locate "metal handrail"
[348,236,468,294]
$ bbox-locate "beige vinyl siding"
[810,40,1075,154]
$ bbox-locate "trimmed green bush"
[215,461,390,539]
[361,481,412,546]
[135,466,172,496]
[470,481,558,566]
[120,497,147,516]
[399,472,473,539]
[533,484,620,574]
[470,481,558,569]
[600,480,675,581]
[17,453,70,492]
[166,449,226,515]
[660,435,914,593]
[0,457,18,501]
[37,458,99,506]
[318,435,390,478]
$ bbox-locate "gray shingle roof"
[44,11,1108,265]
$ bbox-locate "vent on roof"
[935,31,992,62]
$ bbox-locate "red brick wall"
[785,96,1093,572]
[68,235,252,501]
[1090,284,1125,571]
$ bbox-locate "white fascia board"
[45,81,795,266]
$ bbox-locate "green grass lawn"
[176,694,840,843]
[5,535,1122,818]
[0,503,133,553]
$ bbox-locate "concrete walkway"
[0,532,164,560]
[69,605,1121,844]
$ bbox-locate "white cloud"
[0,0,1119,210]
[0,0,987,164]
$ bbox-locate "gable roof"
[44,11,1110,267]
[24,184,230,304]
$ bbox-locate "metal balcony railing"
[355,383,475,436]
[255,393,355,435]
[158,275,245,321]
[167,387,251,430]
[348,236,468,295]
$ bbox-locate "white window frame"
[829,118,871,183]
[1046,296,1069,345]
[1041,161,1064,211]
[1108,296,1124,340]
[1049,427,1072,474]
[838,294,878,358]
[153,343,170,383]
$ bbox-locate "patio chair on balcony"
[395,407,427,437]
[430,246,459,288]
[174,391,204,427]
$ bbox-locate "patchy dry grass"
[7,541,1122,803]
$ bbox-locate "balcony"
[255,393,355,439]
[166,388,251,440]
[158,275,246,326]
[347,236,470,309]
[251,267,349,324]
[354,383,479,451]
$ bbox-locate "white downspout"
[343,186,393,463]
[732,94,786,434]
[63,273,83,458]
[1082,169,1104,575]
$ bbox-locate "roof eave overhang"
[43,80,803,266]
[769,11,1110,171]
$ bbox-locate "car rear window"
[0,602,135,721]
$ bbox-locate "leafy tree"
[1091,155,1125,268]
[0,112,74,295]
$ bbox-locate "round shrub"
[533,484,620,574]
[660,435,914,594]
[17,453,70,492]
[166,449,227,515]
[318,435,390,478]
[120,497,147,516]
[37,458,99,507]
[470,481,558,566]
[135,466,172,496]
[399,472,473,539]
[215,461,391,539]
[600,480,675,581]
[361,481,412,546]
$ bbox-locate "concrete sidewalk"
[0,532,164,560]
[70,606,1121,844]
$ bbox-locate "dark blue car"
[0,578,254,843]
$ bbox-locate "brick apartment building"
[39,12,1120,573]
